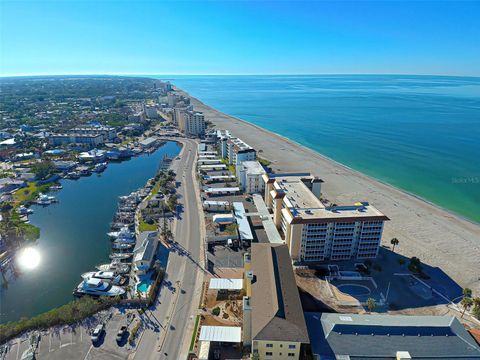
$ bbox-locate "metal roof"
[198,341,211,360]
[209,278,243,290]
[199,326,241,343]
[233,202,254,241]
[204,187,239,193]
[305,312,480,359]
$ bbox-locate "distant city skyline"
[1,1,479,77]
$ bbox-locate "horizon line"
[1,72,480,79]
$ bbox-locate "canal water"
[0,141,181,324]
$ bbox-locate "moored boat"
[74,277,125,297]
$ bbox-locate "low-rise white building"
[237,160,266,194]
[203,200,230,212]
[133,232,157,276]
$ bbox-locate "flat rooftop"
[306,312,480,359]
[241,160,265,175]
[273,175,388,222]
[289,202,389,222]
[274,176,324,209]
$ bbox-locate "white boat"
[66,172,80,179]
[18,206,33,215]
[96,262,130,274]
[110,253,132,260]
[81,270,116,280]
[36,193,56,205]
[113,237,136,245]
[116,226,135,240]
[112,242,134,250]
[108,225,135,240]
[93,162,107,173]
[75,277,125,296]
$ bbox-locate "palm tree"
[390,238,399,252]
[472,297,480,320]
[461,297,473,318]
[463,288,472,298]
[367,298,376,313]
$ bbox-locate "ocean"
[157,75,480,223]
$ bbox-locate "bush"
[147,267,165,306]
[0,297,120,344]
[212,307,221,316]
[408,257,423,273]
[128,320,141,345]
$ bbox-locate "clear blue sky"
[1,1,479,76]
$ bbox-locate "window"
[266,352,273,356]
[266,344,273,348]
[288,353,296,357]
[288,344,296,349]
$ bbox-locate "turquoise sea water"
[0,142,181,323]
[158,75,480,223]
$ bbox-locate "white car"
[91,323,104,342]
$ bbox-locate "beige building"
[243,243,309,359]
[177,109,205,136]
[263,173,389,262]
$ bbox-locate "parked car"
[91,324,104,342]
[116,325,128,342]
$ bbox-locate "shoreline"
[181,89,480,294]
[190,91,477,225]
[271,130,479,227]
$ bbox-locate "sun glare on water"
[17,247,41,270]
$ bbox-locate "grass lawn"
[258,157,271,167]
[13,182,50,205]
[139,218,157,232]
[146,181,161,201]
[189,315,200,352]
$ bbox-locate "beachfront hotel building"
[218,131,256,166]
[263,173,389,262]
[237,160,266,194]
[243,243,310,359]
[178,110,206,136]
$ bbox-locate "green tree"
[408,257,422,273]
[367,298,376,313]
[472,297,480,320]
[31,160,55,180]
[212,307,221,316]
[390,238,399,252]
[463,288,472,298]
[167,194,178,212]
[460,297,473,318]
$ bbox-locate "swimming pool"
[338,284,371,296]
[137,281,151,293]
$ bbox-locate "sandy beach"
[184,91,480,295]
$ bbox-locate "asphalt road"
[133,137,205,360]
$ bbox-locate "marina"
[0,141,181,324]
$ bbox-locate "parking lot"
[2,311,138,360]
